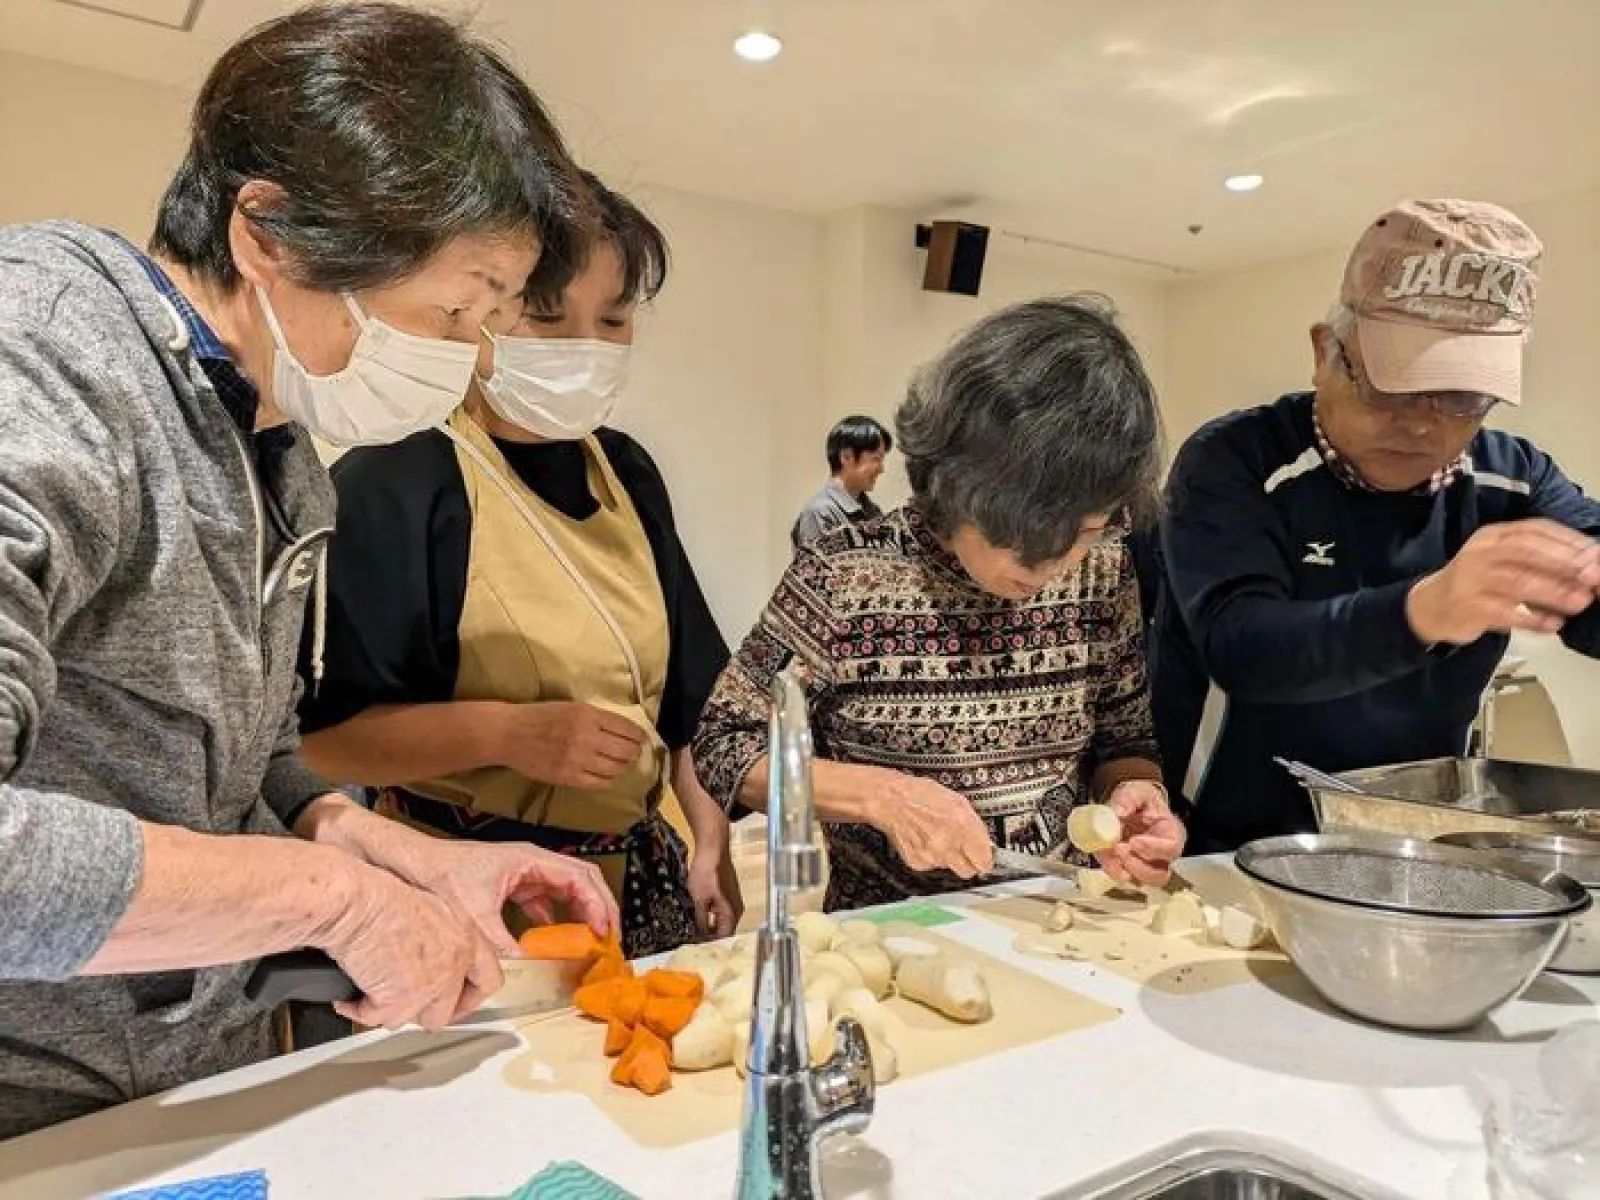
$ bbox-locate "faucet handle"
[809,1017,876,1140]
[768,669,824,895]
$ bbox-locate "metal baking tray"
[1308,756,1600,840]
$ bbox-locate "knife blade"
[243,949,578,1026]
[989,846,1081,884]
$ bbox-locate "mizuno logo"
[1303,541,1336,567]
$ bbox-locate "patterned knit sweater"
[692,505,1161,909]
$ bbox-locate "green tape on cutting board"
[853,901,963,927]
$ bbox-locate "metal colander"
[1246,846,1576,918]
[1236,832,1594,1030]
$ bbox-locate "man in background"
[792,415,893,549]
[1151,199,1600,851]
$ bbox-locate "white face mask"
[478,334,631,441]
[256,287,478,448]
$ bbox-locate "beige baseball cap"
[1339,199,1542,405]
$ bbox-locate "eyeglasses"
[1336,340,1498,420]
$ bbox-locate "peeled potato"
[808,950,866,992]
[1076,867,1117,898]
[896,954,993,1023]
[806,970,848,1006]
[830,920,882,949]
[834,941,894,998]
[1067,804,1124,855]
[732,1020,752,1077]
[883,935,939,969]
[1220,904,1270,950]
[1043,901,1076,932]
[1151,891,1204,937]
[673,1003,734,1071]
[830,987,896,1043]
[710,972,754,1022]
[795,912,839,955]
[806,996,833,1065]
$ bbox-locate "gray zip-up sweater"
[0,222,336,1138]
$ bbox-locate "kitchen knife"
[988,846,1082,884]
[243,949,580,1026]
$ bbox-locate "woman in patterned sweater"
[693,296,1186,910]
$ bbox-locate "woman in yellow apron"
[299,175,742,957]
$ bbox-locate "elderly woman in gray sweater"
[695,296,1186,910]
[0,3,616,1140]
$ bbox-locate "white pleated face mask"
[478,333,631,441]
[256,288,479,448]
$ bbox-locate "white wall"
[1163,187,1600,767]
[611,184,825,635]
[0,48,827,641]
[817,206,1171,512]
[0,50,187,237]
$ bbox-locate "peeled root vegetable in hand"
[1067,804,1124,855]
[896,954,994,1023]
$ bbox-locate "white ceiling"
[2,0,1597,273]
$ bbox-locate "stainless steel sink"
[1061,1144,1382,1200]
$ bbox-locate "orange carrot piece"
[613,978,650,1028]
[517,923,601,961]
[603,1017,632,1057]
[611,1025,672,1094]
[641,995,699,1041]
[629,1044,673,1096]
[574,979,626,1022]
[582,952,633,987]
[643,969,705,1004]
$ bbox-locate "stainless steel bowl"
[1236,832,1592,1031]
[1434,830,1600,974]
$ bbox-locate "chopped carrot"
[603,1017,632,1057]
[641,995,699,1041]
[582,951,633,987]
[629,1045,673,1096]
[611,1025,672,1094]
[517,923,602,961]
[612,978,650,1028]
[643,969,705,1005]
[574,979,627,1022]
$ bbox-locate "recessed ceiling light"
[1224,173,1264,193]
[734,30,783,62]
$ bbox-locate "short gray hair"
[895,294,1163,567]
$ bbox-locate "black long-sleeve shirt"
[1152,392,1600,851]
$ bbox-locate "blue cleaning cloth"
[108,1169,269,1200]
[503,1161,638,1200]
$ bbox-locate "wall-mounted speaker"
[915,220,990,297]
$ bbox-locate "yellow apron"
[404,412,680,903]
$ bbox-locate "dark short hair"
[826,416,894,473]
[896,295,1163,567]
[525,170,669,312]
[150,1,588,296]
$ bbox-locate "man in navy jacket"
[1153,200,1600,852]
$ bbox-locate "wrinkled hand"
[873,772,995,878]
[688,847,745,939]
[319,862,500,1031]
[1407,520,1600,645]
[501,701,649,790]
[402,839,619,958]
[1098,781,1185,887]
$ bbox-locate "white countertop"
[1,859,1595,1200]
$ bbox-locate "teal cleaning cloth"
[501,1161,637,1200]
[107,1170,268,1200]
